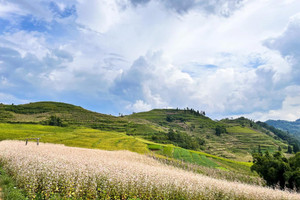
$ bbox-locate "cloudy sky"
[0,0,300,121]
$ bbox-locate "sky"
[0,0,300,121]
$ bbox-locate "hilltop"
[0,101,128,132]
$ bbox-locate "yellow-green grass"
[0,123,252,173]
[139,138,253,175]
[0,123,148,154]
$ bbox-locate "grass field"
[0,123,148,154]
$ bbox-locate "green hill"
[0,101,128,132]
[126,109,290,161]
[0,102,295,162]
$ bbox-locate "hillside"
[0,102,297,162]
[0,101,128,132]
[266,119,300,138]
[126,109,291,161]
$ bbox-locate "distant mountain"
[265,119,300,138]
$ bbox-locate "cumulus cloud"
[126,100,152,112]
[0,0,300,120]
[111,51,195,109]
[130,0,244,16]
[111,49,289,117]
[264,13,300,85]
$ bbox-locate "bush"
[44,116,66,127]
[215,125,227,136]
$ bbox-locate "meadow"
[0,123,148,154]
[0,141,299,200]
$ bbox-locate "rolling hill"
[0,101,297,162]
[126,109,292,161]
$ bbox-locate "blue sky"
[0,0,300,121]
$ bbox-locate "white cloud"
[0,92,28,105]
[0,1,22,18]
[0,0,300,120]
[126,100,152,112]
[76,0,127,33]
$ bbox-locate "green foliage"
[251,151,300,190]
[0,166,27,200]
[166,129,205,150]
[215,125,227,136]
[288,145,293,153]
[45,116,64,127]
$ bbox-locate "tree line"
[251,151,300,191]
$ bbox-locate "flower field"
[0,141,299,200]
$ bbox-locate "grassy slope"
[0,102,289,162]
[0,102,128,132]
[0,123,148,154]
[0,123,254,176]
[126,109,289,161]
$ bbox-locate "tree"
[251,151,290,189]
[293,143,300,153]
[215,125,227,136]
[258,145,262,154]
[166,115,173,122]
[286,153,300,190]
[167,129,176,141]
[251,151,300,190]
[47,116,63,127]
[288,145,293,154]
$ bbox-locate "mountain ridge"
[266,118,300,138]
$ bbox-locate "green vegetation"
[1,102,296,162]
[0,101,129,132]
[0,123,148,154]
[0,166,27,200]
[128,110,290,161]
[256,121,300,153]
[251,151,300,190]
